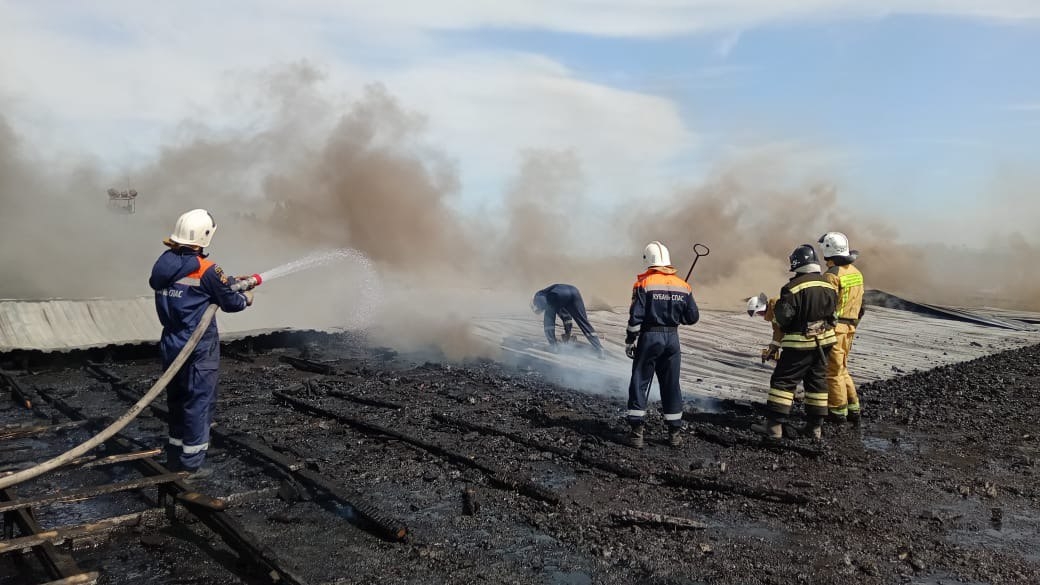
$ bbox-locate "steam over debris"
[1,64,1039,327]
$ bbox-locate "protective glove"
[625,343,637,359]
[761,342,780,363]
[243,290,254,306]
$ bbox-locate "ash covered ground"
[2,335,1039,585]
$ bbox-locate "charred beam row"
[657,471,809,505]
[0,488,276,556]
[0,419,102,441]
[690,424,823,458]
[279,356,335,375]
[2,449,161,476]
[274,390,561,506]
[0,473,187,515]
[431,413,643,480]
[1,487,86,581]
[94,378,410,543]
[0,511,165,555]
[431,414,574,458]
[325,388,405,411]
[219,432,409,542]
[34,389,311,585]
[1,370,34,409]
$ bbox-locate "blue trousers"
[160,334,219,471]
[626,330,684,428]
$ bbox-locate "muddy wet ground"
[2,335,1038,585]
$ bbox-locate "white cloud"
[0,0,1034,207]
[0,5,695,211]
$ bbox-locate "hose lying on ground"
[0,304,219,490]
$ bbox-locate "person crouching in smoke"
[531,283,605,358]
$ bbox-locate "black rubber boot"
[750,420,782,439]
[806,416,825,441]
[626,424,645,449]
[826,412,847,425]
[847,410,862,427]
[668,427,683,448]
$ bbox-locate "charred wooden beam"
[431,413,643,480]
[1,487,84,580]
[431,413,572,458]
[0,419,102,441]
[37,573,100,585]
[326,388,404,410]
[0,488,277,557]
[275,390,561,506]
[0,449,162,477]
[1,370,33,409]
[76,448,163,470]
[222,348,255,363]
[0,512,159,555]
[97,382,410,543]
[220,432,409,542]
[279,355,334,375]
[35,389,311,585]
[610,509,709,530]
[690,424,823,458]
[657,471,809,505]
[0,473,187,514]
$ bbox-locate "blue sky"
[1,2,1038,241]
[440,15,1039,213]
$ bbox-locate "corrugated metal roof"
[471,304,1040,403]
[0,298,160,351]
[0,297,311,352]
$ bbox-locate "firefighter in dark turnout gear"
[625,241,700,449]
[818,232,866,425]
[751,244,837,440]
[149,209,253,475]
[531,284,604,356]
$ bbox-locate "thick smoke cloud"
[2,62,1039,348]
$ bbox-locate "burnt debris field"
[1,332,1039,585]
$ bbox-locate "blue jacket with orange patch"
[625,267,699,344]
[149,248,249,351]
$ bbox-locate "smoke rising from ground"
[2,63,1039,366]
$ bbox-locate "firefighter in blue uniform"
[149,209,254,476]
[624,241,699,449]
[531,284,604,356]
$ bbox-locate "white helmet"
[817,231,851,259]
[643,241,671,268]
[746,293,768,317]
[169,209,217,248]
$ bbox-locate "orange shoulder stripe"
[187,257,215,279]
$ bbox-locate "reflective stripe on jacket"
[625,267,699,344]
[824,263,865,324]
[773,273,838,349]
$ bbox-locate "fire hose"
[0,275,261,489]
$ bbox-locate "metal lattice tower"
[106,187,137,214]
